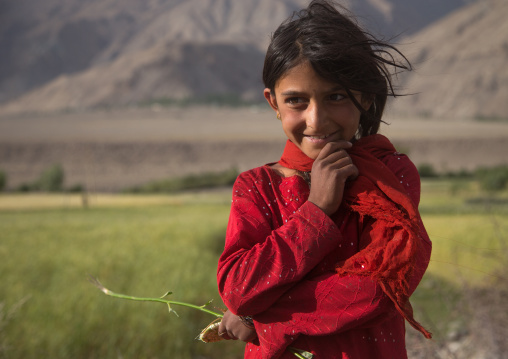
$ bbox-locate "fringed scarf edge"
[337,190,432,339]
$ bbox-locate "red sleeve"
[252,273,396,358]
[249,156,432,356]
[251,218,431,357]
[217,171,342,316]
[218,158,431,356]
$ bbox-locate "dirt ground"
[1,106,507,192]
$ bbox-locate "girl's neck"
[268,163,311,186]
[268,163,299,178]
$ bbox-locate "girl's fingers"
[314,141,352,161]
[313,148,354,172]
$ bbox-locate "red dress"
[217,135,432,358]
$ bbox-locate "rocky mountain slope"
[0,0,469,115]
[389,0,508,119]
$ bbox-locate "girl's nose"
[306,103,327,130]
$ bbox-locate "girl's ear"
[263,88,279,112]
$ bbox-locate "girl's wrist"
[238,315,255,329]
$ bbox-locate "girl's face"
[264,61,369,160]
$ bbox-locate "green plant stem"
[90,277,223,318]
[90,276,313,358]
[106,290,223,317]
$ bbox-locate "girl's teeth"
[309,135,327,139]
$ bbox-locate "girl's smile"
[264,61,370,159]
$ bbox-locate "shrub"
[15,183,33,192]
[36,164,65,192]
[475,165,508,192]
[0,171,6,191]
[417,163,438,178]
[67,184,84,193]
[126,168,239,193]
[444,168,473,179]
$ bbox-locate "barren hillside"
[389,0,508,119]
[0,0,468,115]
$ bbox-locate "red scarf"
[279,136,432,339]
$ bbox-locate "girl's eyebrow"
[329,85,346,92]
[280,85,346,97]
[280,90,305,97]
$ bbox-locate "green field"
[0,181,507,358]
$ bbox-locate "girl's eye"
[329,93,346,101]
[285,97,306,105]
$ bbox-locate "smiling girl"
[217,1,432,358]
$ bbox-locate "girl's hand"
[218,310,258,342]
[307,141,358,216]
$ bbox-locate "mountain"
[388,0,508,119]
[0,0,469,114]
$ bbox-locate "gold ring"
[218,331,226,337]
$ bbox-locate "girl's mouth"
[307,134,329,139]
[304,131,338,142]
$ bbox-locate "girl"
[217,1,432,358]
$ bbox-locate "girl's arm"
[219,140,362,316]
[251,218,432,357]
[218,171,346,316]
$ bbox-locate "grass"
[422,214,505,283]
[418,178,507,284]
[0,180,507,358]
[0,190,233,210]
[0,192,245,358]
[409,178,508,341]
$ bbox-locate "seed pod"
[198,318,225,343]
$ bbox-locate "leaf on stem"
[167,303,179,317]
[160,291,173,299]
[200,299,213,308]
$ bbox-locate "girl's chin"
[301,148,320,160]
[301,141,330,157]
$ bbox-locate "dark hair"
[263,0,411,137]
